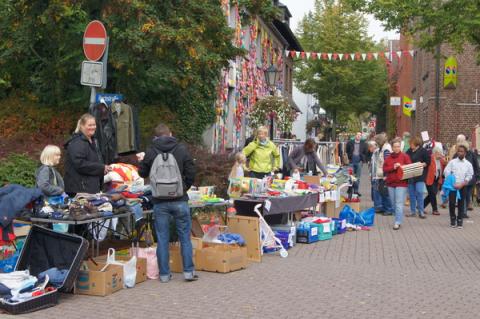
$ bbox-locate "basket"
[400,162,424,180]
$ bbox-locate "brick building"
[391,34,480,147]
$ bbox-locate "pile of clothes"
[0,267,66,304]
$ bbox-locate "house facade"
[203,0,302,153]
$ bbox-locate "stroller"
[254,204,288,258]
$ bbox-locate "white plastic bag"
[103,248,137,288]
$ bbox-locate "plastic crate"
[296,223,320,244]
[332,218,347,234]
[0,225,89,314]
[270,224,296,248]
[317,222,333,241]
[263,231,290,253]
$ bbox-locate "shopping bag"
[339,205,375,227]
[131,246,159,280]
[103,248,137,288]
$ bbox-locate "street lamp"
[311,103,320,116]
[264,65,280,139]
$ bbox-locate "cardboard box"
[95,256,147,285]
[169,238,203,273]
[76,261,123,296]
[197,244,247,273]
[323,201,340,218]
[304,175,321,185]
[227,215,261,262]
[340,201,361,212]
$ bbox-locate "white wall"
[291,86,315,141]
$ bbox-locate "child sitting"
[35,145,65,197]
[229,152,247,179]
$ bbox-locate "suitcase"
[0,225,88,314]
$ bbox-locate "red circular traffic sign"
[83,20,107,61]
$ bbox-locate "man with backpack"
[138,124,197,283]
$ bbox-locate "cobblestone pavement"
[10,172,480,319]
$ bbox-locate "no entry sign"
[83,20,107,61]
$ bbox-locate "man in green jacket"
[243,126,280,179]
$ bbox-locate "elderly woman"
[64,113,110,195]
[287,138,328,176]
[424,146,446,215]
[243,126,280,179]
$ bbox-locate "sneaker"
[393,224,401,230]
[440,204,447,209]
[419,214,427,219]
[432,211,440,215]
[406,213,416,218]
[160,274,172,283]
[184,272,199,282]
[457,225,464,229]
[468,206,473,211]
[457,220,463,228]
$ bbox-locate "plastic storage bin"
[332,218,347,234]
[296,223,320,244]
[0,225,88,314]
[317,222,333,241]
[270,224,296,248]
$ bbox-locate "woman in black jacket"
[406,136,431,219]
[64,114,109,195]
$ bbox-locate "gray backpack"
[149,147,184,199]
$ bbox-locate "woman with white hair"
[424,146,446,215]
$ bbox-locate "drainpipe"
[435,44,441,140]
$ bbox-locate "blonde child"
[36,145,65,196]
[229,152,247,179]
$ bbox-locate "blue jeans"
[388,186,407,225]
[372,179,394,213]
[153,201,194,277]
[408,181,426,216]
[351,156,362,193]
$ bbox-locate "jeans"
[408,181,426,216]
[372,179,393,213]
[388,186,407,225]
[449,187,466,226]
[464,184,474,212]
[424,179,439,212]
[351,156,362,193]
[153,201,194,278]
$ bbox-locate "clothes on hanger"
[112,101,138,154]
[90,102,117,165]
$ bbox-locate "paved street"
[12,175,480,319]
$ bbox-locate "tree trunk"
[332,109,337,141]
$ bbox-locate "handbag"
[131,244,159,280]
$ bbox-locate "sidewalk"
[17,171,480,319]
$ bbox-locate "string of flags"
[285,50,416,61]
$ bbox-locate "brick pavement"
[11,171,480,319]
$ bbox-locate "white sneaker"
[393,224,401,230]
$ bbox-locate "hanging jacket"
[35,165,65,196]
[243,139,280,174]
[90,103,117,164]
[64,133,105,195]
[113,102,136,154]
[383,152,412,187]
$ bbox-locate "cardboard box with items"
[75,261,124,297]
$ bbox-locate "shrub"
[0,154,38,187]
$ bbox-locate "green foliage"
[294,0,387,135]
[0,154,38,187]
[0,0,242,142]
[237,0,280,21]
[345,0,480,55]
[249,96,297,133]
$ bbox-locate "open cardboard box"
[197,242,247,273]
[94,255,147,284]
[75,261,124,297]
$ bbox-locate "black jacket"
[406,147,431,183]
[346,139,367,162]
[138,136,196,203]
[90,103,117,164]
[64,133,105,195]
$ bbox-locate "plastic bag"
[103,248,137,288]
[131,246,159,280]
[339,205,375,227]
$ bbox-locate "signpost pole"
[89,86,96,112]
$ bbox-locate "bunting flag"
[283,50,417,62]
[403,96,413,117]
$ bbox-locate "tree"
[345,0,480,55]
[0,0,243,142]
[294,0,387,139]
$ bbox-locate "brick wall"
[411,43,480,146]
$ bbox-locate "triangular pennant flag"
[339,53,344,60]
[300,51,306,59]
[311,52,318,60]
[320,53,326,60]
[306,52,311,59]
[285,50,290,57]
[397,51,402,59]
[290,51,295,58]
[373,53,379,60]
[330,53,335,60]
[409,50,415,57]
[385,52,391,60]
[295,51,301,58]
[362,53,367,61]
[350,53,355,60]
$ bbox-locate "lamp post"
[264,65,280,139]
[311,103,320,118]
